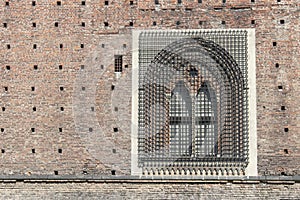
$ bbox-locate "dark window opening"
[33,107,36,111]
[105,1,109,5]
[278,85,283,90]
[54,171,58,175]
[251,0,255,2]
[284,149,289,154]
[280,20,285,24]
[32,1,36,6]
[273,42,277,46]
[114,128,118,132]
[284,128,289,132]
[130,1,134,5]
[55,22,59,27]
[3,23,7,28]
[129,21,133,26]
[81,22,85,27]
[275,63,279,68]
[114,55,123,72]
[221,21,226,25]
[82,1,85,5]
[104,22,109,27]
[59,65,63,70]
[111,85,115,90]
[4,87,8,92]
[34,65,38,70]
[59,128,62,132]
[81,44,84,48]
[1,149,5,153]
[153,21,157,26]
[178,0,182,4]
[2,107,6,111]
[82,87,85,91]
[176,21,180,26]
[91,107,94,111]
[198,0,202,3]
[251,20,255,25]
[155,0,159,5]
[31,128,35,132]
[222,0,226,3]
[60,107,64,111]
[89,128,93,132]
[58,149,62,153]
[32,22,36,27]
[60,86,64,91]
[81,65,84,70]
[33,44,37,49]
[7,44,10,49]
[57,1,61,6]
[60,44,63,48]
[5,1,9,6]
[31,86,35,91]
[111,170,116,175]
[281,106,286,110]
[6,65,10,70]
[32,149,35,153]
[0,128,4,132]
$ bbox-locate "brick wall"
[0,0,299,179]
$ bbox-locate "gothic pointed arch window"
[132,30,257,176]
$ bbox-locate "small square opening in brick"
[81,22,85,27]
[32,1,36,6]
[114,107,118,111]
[275,63,279,68]
[81,65,84,70]
[33,107,36,111]
[222,0,226,3]
[104,22,109,27]
[221,21,226,25]
[60,44,63,48]
[89,128,93,132]
[58,149,62,153]
[81,44,84,48]
[111,85,115,90]
[57,1,61,6]
[31,128,35,132]
[278,85,283,90]
[130,1,133,5]
[105,0,109,5]
[111,170,116,175]
[33,22,36,27]
[34,65,38,70]
[284,149,289,154]
[4,87,8,92]
[81,1,85,5]
[55,22,59,27]
[281,106,286,110]
[32,149,35,154]
[5,1,9,6]
[91,107,94,111]
[60,107,64,111]
[82,87,85,91]
[33,44,37,49]
[1,149,5,153]
[59,128,62,132]
[6,65,10,70]
[273,42,277,46]
[155,0,159,5]
[2,107,6,112]
[7,44,11,49]
[284,128,289,132]
[3,23,7,28]
[251,20,255,25]
[83,170,88,174]
[129,21,133,26]
[54,171,58,175]
[280,20,285,24]
[176,21,180,26]
[59,65,63,70]
[31,86,35,91]
[101,44,105,48]
[251,0,255,2]
[113,127,118,132]
[153,21,157,26]
[101,65,104,69]
[112,149,116,153]
[60,86,64,91]
[1,128,4,132]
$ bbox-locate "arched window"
[133,30,256,176]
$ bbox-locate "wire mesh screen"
[137,30,249,174]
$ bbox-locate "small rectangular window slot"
[114,107,118,111]
[6,65,10,70]
[221,21,226,25]
[59,128,62,132]
[153,21,157,26]
[281,106,286,110]
[5,2,9,6]
[7,44,11,49]
[82,87,85,91]
[32,149,35,154]
[278,85,283,91]
[55,22,59,27]
[104,22,109,27]
[57,1,61,6]
[58,149,62,153]
[4,87,8,92]
[32,22,36,27]
[105,1,109,5]
[60,44,63,48]
[284,128,289,132]
[60,107,64,111]
[280,20,285,24]
[251,0,255,2]
[114,55,123,72]
[251,20,255,24]
[81,65,85,70]
[31,128,35,132]
[155,0,159,5]
[114,127,118,132]
[112,149,116,153]
[33,107,36,111]
[198,0,202,3]
[34,65,38,70]
[130,1,133,5]
[2,107,6,111]
[81,22,85,27]
[60,86,64,91]
[33,44,37,49]
[31,87,35,91]
[91,107,94,111]
[1,149,5,153]
[273,42,277,46]
[81,1,86,5]
[111,170,116,175]
[59,65,63,70]
[129,21,133,26]
[89,128,93,132]
[81,44,84,48]
[1,128,4,132]
[284,149,289,154]
[54,171,58,175]
[3,23,7,28]
[111,85,115,90]
[32,1,36,6]
[275,63,279,68]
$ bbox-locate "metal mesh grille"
[137,30,249,173]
